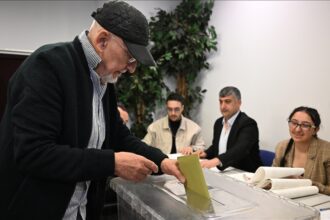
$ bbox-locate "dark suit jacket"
[0,37,166,220]
[205,112,262,172]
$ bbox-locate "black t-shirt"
[169,119,181,153]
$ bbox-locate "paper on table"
[227,172,254,182]
[167,153,183,160]
[271,186,319,199]
[249,167,305,183]
[178,154,212,212]
[295,193,330,207]
[320,209,330,220]
[209,166,237,173]
[262,178,312,190]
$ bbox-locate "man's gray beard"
[101,73,121,84]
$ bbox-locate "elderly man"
[143,92,205,155]
[198,86,262,172]
[0,1,184,220]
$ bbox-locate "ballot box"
[110,169,319,219]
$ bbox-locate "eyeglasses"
[112,34,137,66]
[288,119,316,131]
[167,107,181,113]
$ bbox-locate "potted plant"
[116,65,168,138]
[117,0,217,137]
[149,0,217,116]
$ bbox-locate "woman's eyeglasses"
[288,119,316,131]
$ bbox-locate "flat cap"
[92,0,156,66]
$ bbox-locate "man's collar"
[163,115,186,130]
[223,111,240,126]
[78,30,102,70]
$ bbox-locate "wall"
[200,1,330,150]
[1,1,329,151]
[0,0,179,51]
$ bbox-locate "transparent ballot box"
[110,169,319,219]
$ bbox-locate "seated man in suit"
[143,92,205,155]
[198,86,262,172]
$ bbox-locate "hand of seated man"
[200,158,221,169]
[180,146,193,155]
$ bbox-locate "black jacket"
[205,112,262,172]
[0,37,166,220]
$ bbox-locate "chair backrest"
[259,149,275,166]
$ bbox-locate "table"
[110,169,319,219]
[218,167,330,211]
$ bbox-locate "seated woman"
[272,106,330,195]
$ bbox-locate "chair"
[259,149,275,166]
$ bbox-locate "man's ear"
[101,40,106,48]
[95,30,110,52]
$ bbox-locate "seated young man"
[143,93,205,155]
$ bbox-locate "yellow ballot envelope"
[177,154,213,212]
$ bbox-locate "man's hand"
[114,152,158,182]
[160,158,185,183]
[193,150,206,158]
[200,158,221,168]
[180,146,193,155]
